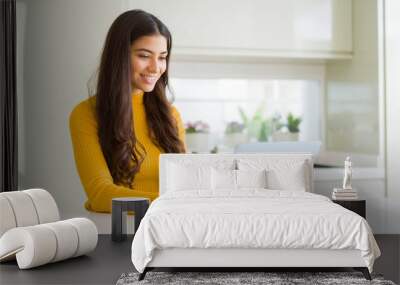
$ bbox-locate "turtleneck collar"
[132,90,144,104]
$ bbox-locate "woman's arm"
[69,101,158,213]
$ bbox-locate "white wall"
[17,0,123,220]
[385,0,400,233]
[16,0,399,233]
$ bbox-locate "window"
[168,60,382,167]
[170,78,321,153]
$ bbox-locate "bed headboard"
[159,153,314,195]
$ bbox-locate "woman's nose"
[148,58,159,73]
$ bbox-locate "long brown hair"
[94,10,185,187]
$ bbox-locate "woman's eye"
[159,57,167,61]
[138,54,150,58]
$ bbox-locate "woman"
[69,10,186,213]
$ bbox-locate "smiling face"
[130,34,168,94]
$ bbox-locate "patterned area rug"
[116,271,396,285]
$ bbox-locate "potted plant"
[271,113,302,141]
[185,121,210,153]
[286,112,302,141]
[223,121,247,147]
[258,119,272,142]
[239,106,273,142]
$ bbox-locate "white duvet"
[131,190,380,273]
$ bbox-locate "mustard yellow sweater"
[69,92,185,213]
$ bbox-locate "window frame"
[169,60,382,167]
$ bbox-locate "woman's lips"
[141,74,158,84]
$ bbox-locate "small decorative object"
[258,119,271,142]
[287,112,302,133]
[271,129,293,142]
[112,197,149,242]
[224,121,247,147]
[210,146,218,154]
[342,156,352,190]
[225,121,245,134]
[238,106,272,142]
[271,113,285,132]
[332,156,358,200]
[185,121,210,153]
[185,121,210,134]
[271,113,302,142]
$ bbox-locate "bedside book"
[332,188,358,200]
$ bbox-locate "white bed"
[131,154,380,280]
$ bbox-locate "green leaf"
[238,107,248,126]
[287,112,302,133]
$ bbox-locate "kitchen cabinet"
[124,0,352,60]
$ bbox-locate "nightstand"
[111,197,150,242]
[332,199,366,219]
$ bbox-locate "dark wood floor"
[0,235,398,285]
[0,235,134,285]
[374,235,400,284]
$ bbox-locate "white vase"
[223,133,248,147]
[185,133,210,153]
[271,131,299,142]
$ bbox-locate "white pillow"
[237,158,308,191]
[167,163,212,191]
[266,166,306,191]
[211,168,236,190]
[236,169,268,189]
[211,168,268,190]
